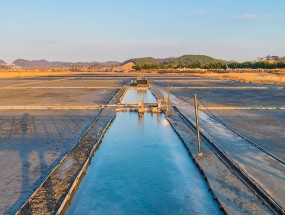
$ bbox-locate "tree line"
[132,61,285,70]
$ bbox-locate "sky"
[0,0,285,63]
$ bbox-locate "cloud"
[234,14,279,21]
[188,10,208,15]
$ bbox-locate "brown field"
[2,69,285,85]
[0,70,85,79]
[190,71,285,85]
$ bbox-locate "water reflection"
[121,89,157,103]
[138,112,144,129]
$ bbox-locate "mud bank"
[15,109,115,215]
[0,110,101,215]
[15,87,127,215]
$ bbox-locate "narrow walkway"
[154,86,285,211]
[0,103,157,110]
[1,86,121,89]
[168,86,270,89]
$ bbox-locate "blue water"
[65,90,222,215]
[121,89,157,103]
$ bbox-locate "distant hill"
[0,60,6,65]
[125,55,225,67]
[122,62,135,70]
[113,62,136,72]
[13,59,121,68]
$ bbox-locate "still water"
[121,89,157,103]
[65,90,222,215]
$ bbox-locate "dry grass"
[2,69,285,85]
[0,70,87,79]
[190,71,285,85]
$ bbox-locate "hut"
[136,77,148,88]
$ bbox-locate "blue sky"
[0,0,284,63]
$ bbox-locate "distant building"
[0,64,18,69]
[136,77,148,87]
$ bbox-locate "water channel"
[121,89,157,103]
[65,89,222,215]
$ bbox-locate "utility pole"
[194,94,203,156]
[138,93,145,114]
[167,83,171,115]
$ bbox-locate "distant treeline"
[128,55,224,70]
[227,61,285,69]
[133,61,285,70]
[129,55,285,70]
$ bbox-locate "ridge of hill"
[12,59,120,68]
[125,55,225,67]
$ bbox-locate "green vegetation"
[228,61,285,69]
[128,55,285,70]
[128,55,225,70]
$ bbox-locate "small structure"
[138,93,145,114]
[130,80,137,86]
[157,99,162,110]
[163,95,169,112]
[137,77,148,88]
[151,99,162,113]
[130,77,149,88]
